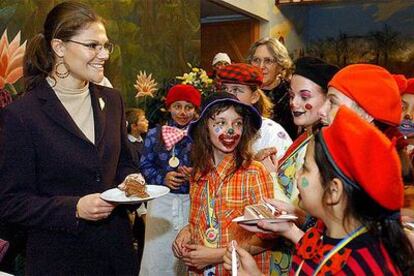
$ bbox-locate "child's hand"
[172,225,191,258]
[261,155,278,173]
[182,244,218,270]
[164,171,186,190]
[222,241,263,276]
[263,198,295,214]
[178,166,193,180]
[253,147,278,161]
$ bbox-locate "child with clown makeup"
[173,92,274,275]
[139,84,200,275]
[223,106,414,275]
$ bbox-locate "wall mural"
[277,1,414,76]
[0,0,200,123]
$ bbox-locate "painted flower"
[0,29,26,89]
[134,71,158,98]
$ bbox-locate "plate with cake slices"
[100,173,170,204]
[232,203,297,225]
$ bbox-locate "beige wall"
[212,0,305,57]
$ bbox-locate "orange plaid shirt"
[189,154,274,275]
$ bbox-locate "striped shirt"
[189,154,274,275]
[290,224,400,276]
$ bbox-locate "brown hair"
[191,102,258,180]
[126,108,145,134]
[23,1,102,91]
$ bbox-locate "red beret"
[329,64,401,126]
[403,78,414,95]
[217,63,263,87]
[165,84,201,108]
[392,74,408,94]
[319,106,404,210]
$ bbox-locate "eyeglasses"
[67,39,114,54]
[251,57,276,67]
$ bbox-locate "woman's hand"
[172,225,191,258]
[223,241,263,276]
[164,171,186,190]
[182,244,225,270]
[77,193,116,221]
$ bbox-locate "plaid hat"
[402,78,414,95]
[294,57,339,90]
[392,74,408,94]
[318,106,403,211]
[217,63,263,87]
[188,92,262,139]
[165,84,201,108]
[329,64,401,126]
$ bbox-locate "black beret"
[294,57,339,90]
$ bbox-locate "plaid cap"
[217,63,263,87]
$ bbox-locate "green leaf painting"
[0,0,200,119]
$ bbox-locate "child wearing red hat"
[173,92,274,276]
[139,84,201,275]
[319,64,414,189]
[223,106,414,275]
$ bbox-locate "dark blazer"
[0,80,138,275]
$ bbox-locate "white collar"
[128,134,143,143]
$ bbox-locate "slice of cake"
[244,203,283,220]
[122,173,149,198]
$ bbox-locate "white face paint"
[289,75,326,128]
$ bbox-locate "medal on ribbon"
[168,145,180,168]
[205,227,218,244]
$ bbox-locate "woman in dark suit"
[0,2,138,275]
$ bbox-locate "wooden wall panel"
[201,19,260,71]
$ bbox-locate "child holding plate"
[139,84,201,275]
[175,92,274,275]
[223,106,414,275]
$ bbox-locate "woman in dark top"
[0,2,138,275]
[247,37,298,139]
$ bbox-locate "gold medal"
[205,227,218,244]
[168,156,180,168]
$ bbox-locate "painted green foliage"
[0,0,200,123]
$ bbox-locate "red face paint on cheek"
[305,103,313,110]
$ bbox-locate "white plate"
[100,185,170,204]
[232,214,297,225]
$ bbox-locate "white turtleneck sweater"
[46,77,95,144]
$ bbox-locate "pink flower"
[0,29,27,89]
